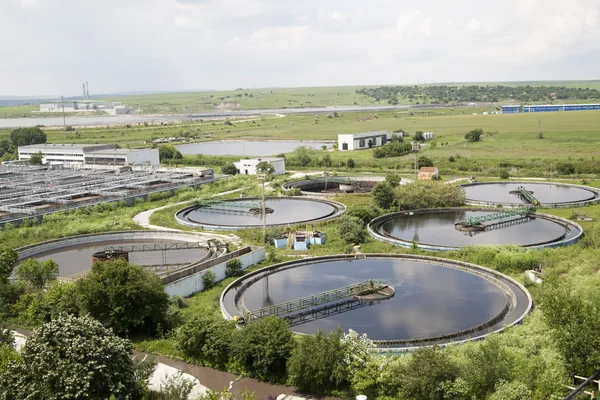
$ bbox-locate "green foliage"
[0,246,18,284]
[556,161,575,175]
[416,155,434,169]
[232,316,293,382]
[225,259,243,277]
[75,259,170,336]
[461,336,512,398]
[0,314,142,399]
[255,160,275,175]
[394,182,465,210]
[158,144,183,161]
[465,128,483,142]
[489,380,532,400]
[287,329,349,393]
[385,171,401,187]
[541,275,600,375]
[201,271,217,290]
[414,131,425,142]
[221,162,238,175]
[346,206,379,224]
[9,127,47,147]
[372,182,395,209]
[373,142,412,158]
[397,347,459,400]
[29,151,44,165]
[155,372,195,400]
[16,259,59,290]
[287,146,316,167]
[176,314,235,368]
[499,168,510,179]
[337,215,367,245]
[347,158,355,168]
[0,344,19,375]
[0,328,13,348]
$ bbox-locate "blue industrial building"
[503,104,600,114]
[501,105,521,114]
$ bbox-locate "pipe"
[564,370,600,400]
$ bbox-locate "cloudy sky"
[1,0,599,96]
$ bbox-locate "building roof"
[339,131,389,139]
[419,167,438,173]
[88,148,156,155]
[237,157,284,162]
[18,143,115,151]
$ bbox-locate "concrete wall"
[125,148,160,166]
[164,247,265,298]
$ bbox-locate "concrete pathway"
[132,186,252,246]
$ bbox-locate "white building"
[338,131,389,151]
[233,157,285,175]
[38,101,132,115]
[423,132,434,140]
[18,143,160,166]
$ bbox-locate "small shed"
[419,167,439,181]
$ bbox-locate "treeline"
[0,126,47,161]
[357,85,600,104]
[372,180,465,210]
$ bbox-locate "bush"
[394,182,465,210]
[338,215,367,245]
[225,259,243,277]
[372,182,396,209]
[385,171,401,187]
[16,259,59,290]
[499,168,510,179]
[202,271,217,290]
[465,128,483,142]
[158,144,183,161]
[347,158,355,168]
[346,206,379,224]
[176,314,235,368]
[232,317,293,382]
[221,162,238,175]
[373,142,412,158]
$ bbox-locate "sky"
[1,0,599,96]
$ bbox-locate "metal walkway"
[516,186,540,206]
[245,279,386,319]
[284,298,383,327]
[103,242,208,253]
[464,206,536,226]
[196,199,261,209]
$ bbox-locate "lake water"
[175,140,331,156]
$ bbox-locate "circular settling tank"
[368,208,582,251]
[17,231,218,280]
[176,197,345,230]
[462,182,600,208]
[283,177,384,196]
[221,255,532,349]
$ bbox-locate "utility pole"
[61,95,67,131]
[412,140,420,182]
[538,119,542,139]
[258,173,267,243]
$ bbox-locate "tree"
[287,329,349,393]
[29,151,44,165]
[337,215,367,245]
[156,373,195,400]
[372,182,395,209]
[465,128,483,142]
[462,337,512,399]
[75,259,170,336]
[202,270,217,289]
[232,316,293,382]
[9,127,46,147]
[347,158,355,168]
[414,131,425,142]
[320,154,333,168]
[256,161,275,175]
[16,259,59,290]
[221,162,238,175]
[0,246,18,284]
[346,206,378,224]
[158,144,183,161]
[176,314,236,368]
[225,259,243,277]
[394,182,465,210]
[0,314,143,399]
[398,347,459,400]
[488,380,532,400]
[416,155,434,169]
[385,171,401,187]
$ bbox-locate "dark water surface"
[381,210,574,247]
[238,259,507,341]
[34,240,207,277]
[179,198,337,227]
[463,182,596,204]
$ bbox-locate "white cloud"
[0,0,599,96]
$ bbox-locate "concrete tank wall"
[164,247,265,298]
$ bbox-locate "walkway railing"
[245,279,385,319]
[464,206,536,226]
